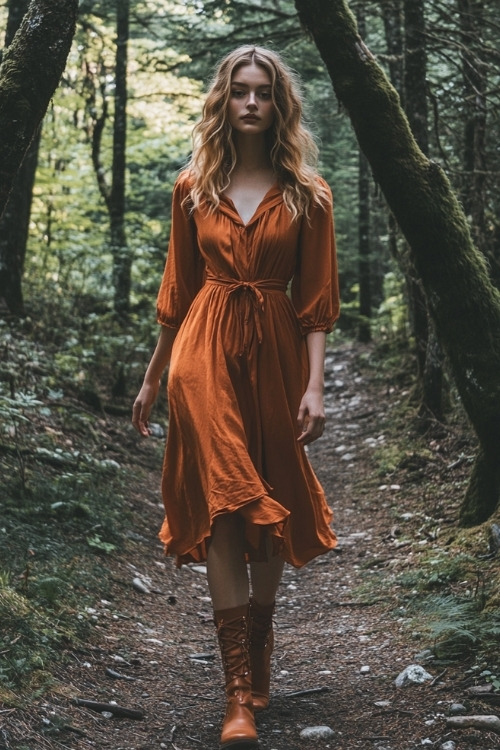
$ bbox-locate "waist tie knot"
[205,274,287,355]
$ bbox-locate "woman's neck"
[232,133,272,174]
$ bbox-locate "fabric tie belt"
[205,274,287,354]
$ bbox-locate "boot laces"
[218,617,250,681]
[250,613,273,649]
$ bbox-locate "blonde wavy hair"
[186,45,329,220]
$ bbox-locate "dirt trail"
[5,344,500,750]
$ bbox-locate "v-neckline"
[221,183,280,227]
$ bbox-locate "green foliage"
[395,551,500,663]
[0,318,132,698]
[406,593,500,662]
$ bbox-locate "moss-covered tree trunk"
[0,0,38,316]
[294,0,500,524]
[0,0,78,220]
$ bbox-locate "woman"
[132,45,340,750]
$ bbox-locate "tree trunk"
[380,0,404,96]
[0,0,79,217]
[110,0,130,319]
[0,0,39,316]
[403,0,428,153]
[294,0,500,524]
[4,0,29,44]
[86,0,131,319]
[358,148,371,343]
[356,12,371,344]
[403,0,444,422]
[457,0,488,260]
[0,132,40,315]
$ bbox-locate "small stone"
[148,422,165,438]
[440,742,456,750]
[190,565,207,575]
[395,664,433,688]
[415,649,434,663]
[299,725,335,740]
[99,459,121,470]
[101,711,113,719]
[132,577,150,594]
[449,703,466,715]
[360,665,371,674]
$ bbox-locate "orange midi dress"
[156,171,340,568]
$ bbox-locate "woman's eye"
[231,90,244,97]
[259,92,271,100]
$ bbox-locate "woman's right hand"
[132,380,160,437]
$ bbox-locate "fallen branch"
[71,698,144,720]
[363,736,391,741]
[105,667,137,681]
[429,668,447,686]
[446,715,500,734]
[331,599,384,607]
[281,686,331,699]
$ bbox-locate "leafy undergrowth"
[350,340,500,680]
[0,313,162,704]
[0,460,126,701]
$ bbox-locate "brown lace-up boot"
[214,604,259,749]
[249,598,275,711]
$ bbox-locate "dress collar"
[218,184,283,227]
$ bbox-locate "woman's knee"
[211,511,245,544]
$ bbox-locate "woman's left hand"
[297,387,326,445]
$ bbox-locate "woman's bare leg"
[249,536,284,604]
[207,513,249,609]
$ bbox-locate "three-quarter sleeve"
[156,172,205,328]
[291,179,340,335]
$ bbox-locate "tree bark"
[4,0,29,44]
[0,0,79,218]
[294,0,500,523]
[358,149,371,343]
[0,0,39,316]
[457,0,489,264]
[357,13,371,344]
[380,0,404,96]
[85,0,131,319]
[403,0,444,422]
[110,0,130,319]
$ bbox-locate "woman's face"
[228,62,275,135]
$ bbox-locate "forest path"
[7,344,498,750]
